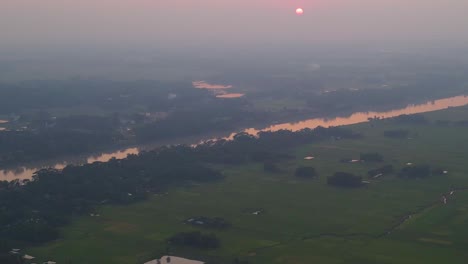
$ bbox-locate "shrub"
[294,167,317,178]
[327,172,362,188]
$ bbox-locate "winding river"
[2,95,468,181]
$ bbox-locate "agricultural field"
[27,106,468,264]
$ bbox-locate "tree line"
[0,126,360,255]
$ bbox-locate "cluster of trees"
[192,127,359,166]
[0,79,250,165]
[384,129,410,139]
[0,254,23,264]
[185,217,231,229]
[360,152,384,162]
[0,157,222,247]
[168,231,220,249]
[231,258,251,264]
[0,79,207,114]
[263,162,281,173]
[398,165,431,179]
[368,165,394,178]
[1,74,466,167]
[0,240,24,264]
[435,119,468,127]
[390,114,428,124]
[134,99,247,142]
[305,76,466,116]
[0,117,121,166]
[294,167,317,178]
[0,126,360,250]
[327,172,363,188]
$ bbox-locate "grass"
[27,106,468,263]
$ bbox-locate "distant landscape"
[2,1,468,263]
[1,53,467,170]
[3,104,468,263]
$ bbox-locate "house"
[373,173,383,178]
[23,254,35,260]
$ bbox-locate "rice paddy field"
[27,106,468,264]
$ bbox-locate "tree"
[384,130,409,139]
[167,231,220,249]
[327,172,362,188]
[398,165,431,179]
[360,152,383,162]
[294,167,317,178]
[263,162,280,173]
[367,165,394,177]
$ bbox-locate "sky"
[1,1,468,57]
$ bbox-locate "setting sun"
[296,8,304,15]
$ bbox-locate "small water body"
[192,81,233,89]
[0,119,7,131]
[193,81,244,99]
[216,93,245,98]
[2,95,468,181]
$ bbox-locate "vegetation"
[294,166,317,178]
[4,105,468,263]
[168,231,221,249]
[367,164,394,178]
[391,114,428,124]
[184,217,231,229]
[1,70,466,167]
[398,165,432,179]
[263,162,281,173]
[360,152,384,162]
[0,157,223,247]
[327,172,363,188]
[0,241,24,264]
[384,129,410,139]
[0,126,357,252]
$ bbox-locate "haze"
[2,0,467,53]
[2,1,468,263]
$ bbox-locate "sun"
[296,8,304,15]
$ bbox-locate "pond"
[193,80,244,99]
[0,119,7,131]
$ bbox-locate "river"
[1,95,468,181]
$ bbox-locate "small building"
[23,254,35,260]
[373,173,383,178]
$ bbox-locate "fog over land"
[3,2,468,264]
[1,0,468,80]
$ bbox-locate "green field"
[27,106,468,264]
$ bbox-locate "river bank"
[2,94,468,181]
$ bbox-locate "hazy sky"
[1,0,468,55]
